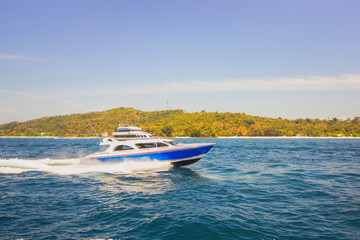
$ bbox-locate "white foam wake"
[0,158,172,175]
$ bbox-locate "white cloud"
[7,74,359,101]
[0,90,40,98]
[0,108,20,113]
[0,53,54,61]
[105,74,360,95]
[0,53,28,60]
[1,74,359,124]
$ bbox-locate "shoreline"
[0,136,97,139]
[0,136,359,139]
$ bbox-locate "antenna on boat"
[88,121,101,142]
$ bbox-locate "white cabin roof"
[115,126,142,132]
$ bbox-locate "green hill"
[0,107,359,137]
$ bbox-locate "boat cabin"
[112,126,153,140]
[106,139,176,153]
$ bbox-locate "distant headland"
[0,107,359,138]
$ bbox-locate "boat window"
[164,140,176,146]
[121,134,136,138]
[156,142,168,147]
[135,143,156,149]
[114,145,134,151]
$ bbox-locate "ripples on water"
[0,138,359,239]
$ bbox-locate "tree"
[1,107,359,137]
[161,125,174,137]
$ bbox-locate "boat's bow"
[169,142,215,166]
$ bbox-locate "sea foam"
[0,158,171,175]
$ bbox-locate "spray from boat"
[0,157,171,175]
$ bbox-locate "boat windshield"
[114,145,134,151]
[164,140,176,146]
[135,143,156,149]
[156,142,168,147]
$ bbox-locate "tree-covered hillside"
[0,107,359,137]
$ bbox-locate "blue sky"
[1,0,360,124]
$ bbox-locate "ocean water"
[0,137,359,239]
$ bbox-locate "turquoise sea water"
[1,138,359,239]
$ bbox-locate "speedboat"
[84,126,215,166]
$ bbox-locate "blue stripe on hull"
[95,145,213,163]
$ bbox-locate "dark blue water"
[1,138,360,239]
